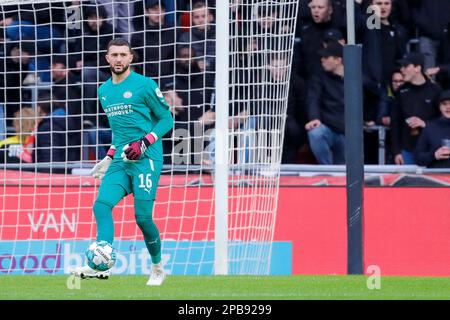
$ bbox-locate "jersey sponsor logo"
[123,91,133,99]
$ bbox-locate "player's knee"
[93,200,113,217]
[135,214,154,230]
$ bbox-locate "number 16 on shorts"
[138,173,153,194]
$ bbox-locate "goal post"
[214,0,229,276]
[0,0,300,276]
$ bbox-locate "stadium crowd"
[0,0,450,169]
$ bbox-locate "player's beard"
[110,63,130,75]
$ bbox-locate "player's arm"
[122,83,173,161]
[92,87,116,178]
[146,85,174,139]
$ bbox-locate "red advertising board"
[1,183,449,276]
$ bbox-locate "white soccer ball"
[85,241,117,271]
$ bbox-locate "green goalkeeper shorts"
[101,157,163,201]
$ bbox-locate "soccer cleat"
[146,263,166,286]
[70,265,110,280]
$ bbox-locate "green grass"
[0,275,449,300]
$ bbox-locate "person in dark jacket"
[426,21,450,90]
[415,90,450,168]
[3,41,33,126]
[391,52,442,165]
[70,4,112,131]
[410,0,450,70]
[173,45,214,165]
[265,53,307,164]
[296,0,345,80]
[305,42,346,164]
[131,0,175,88]
[51,55,83,161]
[360,0,407,89]
[34,92,67,169]
[178,0,215,72]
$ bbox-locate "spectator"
[415,90,450,168]
[323,28,346,47]
[178,0,216,72]
[97,0,135,39]
[391,52,442,165]
[295,0,346,80]
[305,42,346,164]
[4,41,33,126]
[426,20,450,89]
[131,0,175,87]
[50,55,83,161]
[174,45,214,124]
[410,0,450,70]
[266,54,308,163]
[360,0,407,89]
[133,0,177,31]
[0,107,36,164]
[34,92,67,167]
[173,44,214,164]
[1,3,66,82]
[71,3,113,126]
[161,82,184,164]
[378,69,404,126]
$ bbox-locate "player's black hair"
[106,38,133,54]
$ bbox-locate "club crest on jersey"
[155,88,163,98]
[123,91,133,98]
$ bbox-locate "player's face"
[106,45,133,75]
[440,100,450,118]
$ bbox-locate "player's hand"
[121,133,157,161]
[91,146,116,179]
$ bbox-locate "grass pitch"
[0,275,449,300]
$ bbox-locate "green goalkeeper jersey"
[98,71,173,162]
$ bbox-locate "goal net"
[0,0,299,276]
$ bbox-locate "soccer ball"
[85,241,117,271]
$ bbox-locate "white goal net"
[0,0,299,276]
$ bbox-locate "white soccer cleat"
[69,265,110,280]
[146,263,166,286]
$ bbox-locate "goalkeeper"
[72,38,173,285]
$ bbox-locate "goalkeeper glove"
[121,133,157,161]
[91,145,116,179]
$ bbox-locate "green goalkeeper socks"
[135,199,162,264]
[93,200,115,244]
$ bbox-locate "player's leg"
[135,199,165,285]
[129,157,165,285]
[93,182,128,244]
[135,200,161,264]
[72,164,131,279]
